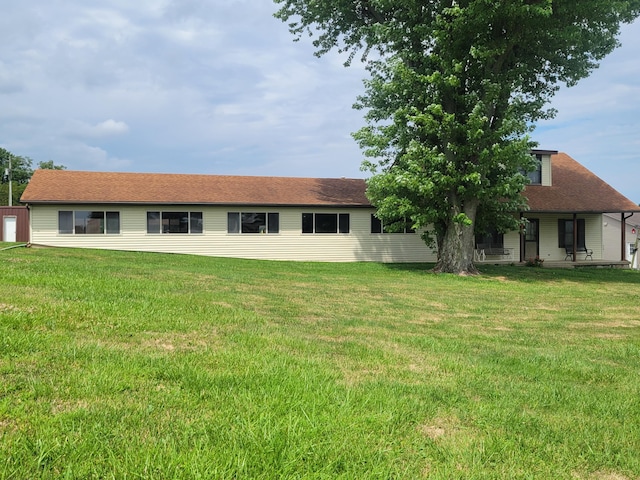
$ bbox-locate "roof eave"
[24,200,374,208]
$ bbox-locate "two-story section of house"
[481,150,640,264]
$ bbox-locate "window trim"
[146,211,204,235]
[227,212,280,234]
[558,218,586,248]
[58,210,120,235]
[302,212,350,234]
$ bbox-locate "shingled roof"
[20,153,639,213]
[20,170,371,207]
[524,152,639,213]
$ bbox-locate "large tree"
[275,0,640,274]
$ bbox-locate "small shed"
[1,206,29,242]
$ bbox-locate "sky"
[1,1,639,202]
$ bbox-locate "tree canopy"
[275,0,640,273]
[1,147,66,205]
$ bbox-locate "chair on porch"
[564,244,593,261]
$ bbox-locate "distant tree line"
[1,147,66,206]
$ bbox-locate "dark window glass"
[315,213,337,233]
[525,220,538,242]
[303,213,350,234]
[268,213,279,234]
[106,212,120,234]
[242,212,266,234]
[302,213,313,233]
[147,212,161,234]
[162,212,189,233]
[558,219,585,248]
[75,211,104,234]
[190,212,203,234]
[527,154,542,184]
[339,213,350,234]
[228,212,240,233]
[475,229,504,248]
[371,214,382,234]
[59,211,73,234]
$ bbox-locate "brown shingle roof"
[20,170,371,207]
[21,152,639,213]
[524,152,639,213]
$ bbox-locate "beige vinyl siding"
[29,205,435,263]
[541,154,552,186]
[602,213,638,264]
[525,213,602,261]
[502,231,521,260]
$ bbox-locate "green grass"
[1,244,639,479]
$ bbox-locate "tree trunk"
[433,197,480,275]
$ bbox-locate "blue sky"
[1,1,638,202]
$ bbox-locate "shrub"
[525,256,544,267]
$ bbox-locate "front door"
[523,218,539,260]
[3,216,17,242]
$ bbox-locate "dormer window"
[527,154,542,185]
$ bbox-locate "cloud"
[59,119,129,142]
[0,0,638,201]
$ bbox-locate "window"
[227,212,279,234]
[147,211,203,234]
[302,213,349,234]
[190,212,203,234]
[475,228,504,248]
[59,211,73,234]
[558,219,585,248]
[147,212,160,234]
[58,210,120,234]
[371,215,415,234]
[106,211,120,234]
[526,154,542,185]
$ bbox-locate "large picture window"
[370,215,415,234]
[227,212,279,234]
[558,219,585,248]
[302,213,349,234]
[147,211,203,234]
[58,210,120,235]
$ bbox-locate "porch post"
[621,213,625,261]
[572,213,578,262]
[520,212,524,263]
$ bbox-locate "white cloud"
[66,119,130,138]
[0,0,638,200]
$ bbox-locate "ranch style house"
[19,150,640,265]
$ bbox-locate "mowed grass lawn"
[1,244,639,479]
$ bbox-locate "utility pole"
[3,155,12,206]
[8,154,12,206]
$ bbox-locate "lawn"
[1,244,639,479]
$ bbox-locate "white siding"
[29,205,436,263]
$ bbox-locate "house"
[19,171,430,262]
[514,151,640,264]
[19,151,640,264]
